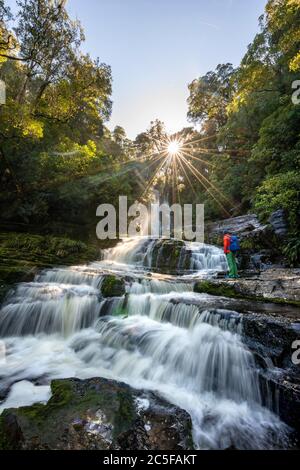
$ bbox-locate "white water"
[102,236,228,274]
[0,237,290,449]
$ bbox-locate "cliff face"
[205,212,291,271]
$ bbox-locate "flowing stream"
[0,237,290,449]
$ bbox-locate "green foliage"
[0,0,299,260]
[0,0,139,230]
[254,171,300,228]
[251,103,300,174]
[187,63,236,128]
[0,231,98,264]
[186,0,300,239]
[283,233,300,266]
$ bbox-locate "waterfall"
[0,282,103,337]
[0,235,290,450]
[103,236,228,274]
[186,242,228,272]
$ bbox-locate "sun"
[167,140,181,156]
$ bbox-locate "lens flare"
[138,131,234,215]
[167,140,180,156]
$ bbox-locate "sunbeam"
[139,129,235,214]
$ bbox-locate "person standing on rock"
[223,232,240,278]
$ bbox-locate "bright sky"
[6,0,267,138]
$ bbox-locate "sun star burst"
[167,140,181,157]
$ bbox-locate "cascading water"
[102,236,228,274]
[0,236,290,449]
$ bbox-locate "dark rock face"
[269,210,288,238]
[206,214,269,242]
[0,377,193,450]
[205,212,290,271]
[273,374,300,436]
[150,239,185,272]
[242,315,299,368]
[101,275,126,298]
[241,314,300,435]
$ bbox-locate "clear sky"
[7,0,267,138]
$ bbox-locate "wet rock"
[205,213,289,270]
[269,210,288,238]
[194,268,300,305]
[242,315,300,435]
[242,314,300,367]
[0,377,193,450]
[150,239,185,272]
[206,214,269,244]
[239,250,283,272]
[272,375,300,435]
[101,275,125,298]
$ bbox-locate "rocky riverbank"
[194,268,300,306]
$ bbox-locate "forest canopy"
[0,0,299,260]
[186,0,300,238]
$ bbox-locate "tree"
[135,119,167,158]
[0,0,14,65]
[186,0,300,226]
[6,0,84,106]
[0,0,113,220]
[187,63,236,129]
[113,126,126,146]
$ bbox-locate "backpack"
[229,235,240,252]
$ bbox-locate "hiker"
[223,232,240,278]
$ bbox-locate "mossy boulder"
[194,280,238,298]
[0,377,193,450]
[149,239,185,272]
[101,275,126,298]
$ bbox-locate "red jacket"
[223,234,231,254]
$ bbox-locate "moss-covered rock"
[150,239,185,272]
[0,377,193,450]
[194,280,238,298]
[101,275,126,298]
[194,270,300,306]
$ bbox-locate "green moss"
[0,232,98,266]
[194,280,238,298]
[194,280,300,307]
[113,390,136,438]
[240,239,256,250]
[153,240,184,271]
[101,275,125,298]
[0,416,14,450]
[206,234,222,246]
[0,378,139,449]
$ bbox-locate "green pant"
[226,252,238,278]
